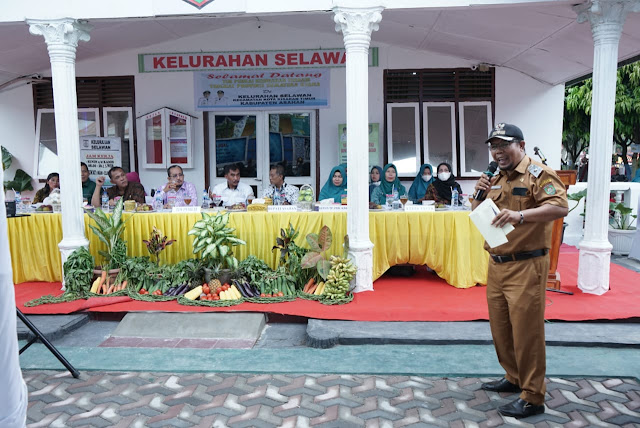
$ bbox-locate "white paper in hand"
[469,199,514,248]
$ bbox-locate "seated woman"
[33,172,60,203]
[408,163,434,203]
[370,163,407,206]
[368,166,382,200]
[423,162,462,205]
[318,165,347,203]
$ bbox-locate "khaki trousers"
[486,254,549,405]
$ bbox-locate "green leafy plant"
[301,225,333,280]
[87,198,129,270]
[188,211,246,270]
[567,189,587,213]
[2,146,12,171]
[4,168,34,192]
[142,226,176,265]
[238,255,272,284]
[609,202,637,230]
[272,223,299,264]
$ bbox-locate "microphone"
[533,146,547,165]
[474,161,498,201]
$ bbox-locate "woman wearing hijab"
[368,166,382,200]
[424,162,462,205]
[33,172,60,203]
[370,163,407,205]
[318,165,347,203]
[408,163,434,203]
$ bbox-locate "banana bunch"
[322,255,357,300]
[188,212,246,270]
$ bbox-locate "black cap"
[485,123,524,144]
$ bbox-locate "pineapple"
[207,263,222,292]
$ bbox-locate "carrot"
[308,282,318,294]
[121,280,128,291]
[107,284,114,294]
[96,270,107,294]
[102,275,110,294]
[303,278,315,293]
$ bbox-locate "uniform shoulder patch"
[527,164,542,178]
[543,182,556,195]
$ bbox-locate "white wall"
[0,18,566,200]
[495,67,565,170]
[0,84,37,199]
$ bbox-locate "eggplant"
[174,283,189,296]
[165,286,177,296]
[233,280,249,297]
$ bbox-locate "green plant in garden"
[567,189,587,213]
[188,211,245,270]
[87,198,129,270]
[2,146,12,170]
[142,226,176,265]
[609,202,637,230]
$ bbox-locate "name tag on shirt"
[512,187,528,196]
[491,185,502,190]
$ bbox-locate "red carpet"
[15,246,640,321]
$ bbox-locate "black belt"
[491,249,548,264]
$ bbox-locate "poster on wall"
[194,69,330,110]
[338,123,380,166]
[80,137,122,179]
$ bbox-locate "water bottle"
[14,191,22,214]
[273,191,281,206]
[155,191,164,211]
[167,189,177,208]
[451,187,459,210]
[202,189,210,209]
[101,189,109,212]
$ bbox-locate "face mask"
[438,172,451,181]
[422,174,432,182]
[373,181,381,186]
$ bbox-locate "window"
[34,108,99,178]
[384,68,494,177]
[33,76,137,176]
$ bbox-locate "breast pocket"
[486,189,503,204]
[512,187,535,210]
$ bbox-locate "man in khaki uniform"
[472,123,568,418]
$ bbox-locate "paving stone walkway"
[25,371,640,427]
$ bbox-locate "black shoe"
[481,378,521,393]
[498,398,545,418]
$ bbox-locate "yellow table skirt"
[7,211,488,288]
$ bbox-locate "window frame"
[422,102,457,175]
[102,107,136,173]
[386,102,420,178]
[33,107,100,179]
[458,101,493,178]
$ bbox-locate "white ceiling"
[1,4,639,88]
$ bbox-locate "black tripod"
[17,309,80,378]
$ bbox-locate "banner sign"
[139,48,378,73]
[80,137,122,179]
[338,123,380,166]
[194,69,330,110]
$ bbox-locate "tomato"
[202,285,210,295]
[213,295,220,300]
[260,293,266,297]
[266,294,272,297]
[140,289,147,294]
[277,292,284,297]
[222,284,229,291]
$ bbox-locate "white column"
[574,0,639,295]
[28,19,91,285]
[334,6,383,293]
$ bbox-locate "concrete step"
[306,320,640,348]
[111,312,266,341]
[17,314,89,341]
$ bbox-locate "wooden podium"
[547,170,577,289]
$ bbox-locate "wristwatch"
[519,211,524,224]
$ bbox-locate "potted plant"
[2,146,34,216]
[608,201,637,255]
[142,226,176,265]
[188,211,246,287]
[87,198,129,279]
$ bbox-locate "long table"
[8,211,489,288]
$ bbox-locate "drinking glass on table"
[22,197,32,213]
[183,195,192,206]
[211,194,222,207]
[400,195,408,208]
